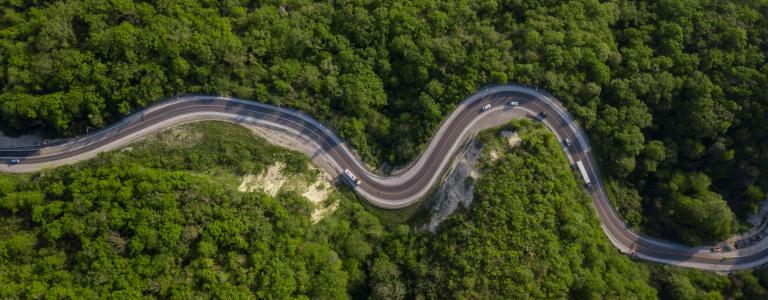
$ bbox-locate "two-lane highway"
[0,84,765,271]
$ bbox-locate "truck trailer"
[576,160,591,187]
[341,169,362,187]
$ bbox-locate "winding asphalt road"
[0,84,764,271]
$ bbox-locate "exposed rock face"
[238,162,287,196]
[239,163,339,224]
[426,140,483,232]
[427,130,521,232]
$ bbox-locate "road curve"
[0,83,764,271]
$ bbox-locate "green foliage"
[650,266,768,300]
[378,122,658,299]
[606,179,643,227]
[3,0,765,244]
[113,121,310,176]
[2,0,768,296]
[0,122,380,298]
[2,121,768,298]
[649,172,735,244]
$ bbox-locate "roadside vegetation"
[2,121,768,298]
[0,122,384,298]
[2,0,766,245]
[376,120,657,298]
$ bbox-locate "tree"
[337,69,386,118]
[369,256,406,300]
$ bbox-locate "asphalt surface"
[0,83,764,271]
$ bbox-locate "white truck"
[341,169,362,187]
[576,160,591,187]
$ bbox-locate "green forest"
[2,0,767,244]
[2,121,768,299]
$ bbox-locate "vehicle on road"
[7,159,20,165]
[710,247,723,253]
[481,104,492,112]
[575,160,591,188]
[3,86,767,271]
[341,169,362,187]
[508,101,518,106]
[563,138,572,147]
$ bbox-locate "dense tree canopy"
[3,121,768,298]
[0,122,385,298]
[375,121,659,299]
[0,0,768,242]
[2,0,767,243]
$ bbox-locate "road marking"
[2,85,766,271]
